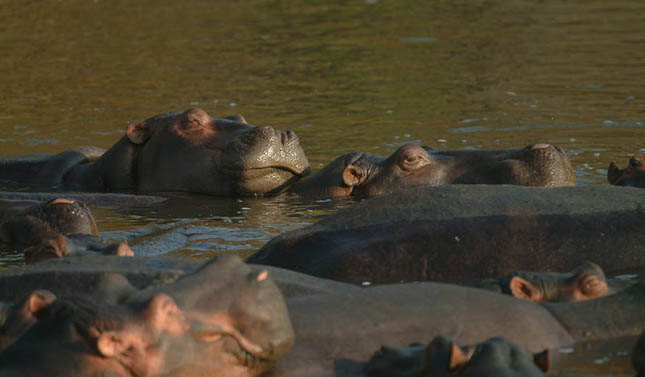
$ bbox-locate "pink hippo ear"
[24,235,68,264]
[342,165,367,187]
[533,349,550,372]
[115,242,135,257]
[607,161,624,184]
[508,276,542,302]
[126,121,153,145]
[22,290,56,318]
[448,342,470,371]
[144,293,190,336]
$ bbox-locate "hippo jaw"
[220,126,310,195]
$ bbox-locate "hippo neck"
[542,282,645,342]
[64,137,139,193]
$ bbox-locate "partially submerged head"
[483,262,610,303]
[23,234,134,264]
[366,336,549,377]
[0,198,98,250]
[608,153,645,187]
[291,144,445,199]
[114,108,309,196]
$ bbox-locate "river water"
[1,0,644,374]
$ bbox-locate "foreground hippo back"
[249,185,645,283]
[0,109,310,196]
[290,143,574,199]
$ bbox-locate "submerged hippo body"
[250,185,645,284]
[290,143,574,199]
[0,109,310,196]
[1,257,645,377]
[608,153,645,187]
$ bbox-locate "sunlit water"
[1,0,645,374]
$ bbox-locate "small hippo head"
[498,144,575,187]
[608,153,645,187]
[496,262,610,303]
[0,198,99,249]
[366,337,549,377]
[291,144,447,199]
[23,234,134,264]
[119,108,310,196]
[130,254,295,376]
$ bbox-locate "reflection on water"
[1,1,645,373]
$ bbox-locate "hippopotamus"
[249,185,645,284]
[0,108,310,196]
[290,143,574,199]
[475,262,610,303]
[23,234,134,264]
[0,255,294,377]
[633,330,645,377]
[608,153,645,187]
[365,336,549,377]
[0,198,98,250]
[0,256,644,377]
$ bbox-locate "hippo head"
[497,144,575,187]
[128,254,295,376]
[291,144,447,199]
[608,154,645,187]
[117,108,309,196]
[23,234,134,264]
[0,198,98,249]
[366,337,549,377]
[497,262,610,303]
[0,293,188,377]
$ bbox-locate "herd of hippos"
[0,108,644,376]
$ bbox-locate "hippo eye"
[630,158,642,168]
[400,154,429,171]
[180,117,203,131]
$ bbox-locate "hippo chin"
[0,109,310,196]
[290,143,574,199]
[608,153,645,187]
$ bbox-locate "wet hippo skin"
[290,143,574,199]
[249,185,645,283]
[0,109,310,196]
[608,153,645,187]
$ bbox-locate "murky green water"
[1,0,644,373]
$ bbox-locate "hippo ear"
[224,114,248,124]
[508,276,541,302]
[607,161,624,184]
[448,342,470,371]
[533,349,550,372]
[115,242,135,257]
[247,269,269,283]
[126,121,153,145]
[342,165,367,187]
[145,293,189,336]
[23,290,56,318]
[24,235,68,264]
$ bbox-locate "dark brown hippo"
[249,185,645,284]
[290,143,574,199]
[608,153,645,187]
[23,234,134,264]
[475,262,610,303]
[0,198,98,251]
[365,336,549,377]
[1,256,645,377]
[0,108,310,196]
